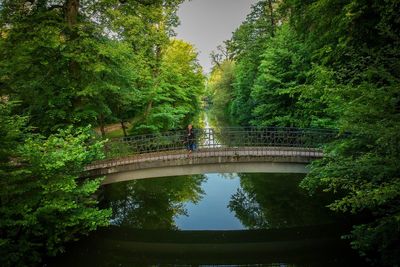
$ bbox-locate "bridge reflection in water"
[85,127,341,183]
[48,173,364,267]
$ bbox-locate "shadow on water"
[47,173,368,267]
[47,224,362,267]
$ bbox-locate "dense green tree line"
[0,0,204,135]
[208,0,399,265]
[0,0,204,265]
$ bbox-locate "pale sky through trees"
[176,0,258,74]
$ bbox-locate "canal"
[48,172,366,266]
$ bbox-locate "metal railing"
[103,127,340,159]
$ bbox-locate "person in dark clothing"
[186,124,196,153]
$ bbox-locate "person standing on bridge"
[186,124,196,154]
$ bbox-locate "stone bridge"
[85,127,338,184]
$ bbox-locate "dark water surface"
[48,173,367,266]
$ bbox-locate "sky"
[175,0,258,74]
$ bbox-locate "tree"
[282,0,400,265]
[0,0,189,135]
[209,0,400,264]
[0,101,111,266]
[0,0,206,265]
[133,39,205,133]
[250,24,308,127]
[301,80,400,266]
[102,0,189,133]
[207,59,236,127]
[226,0,278,125]
[0,0,140,134]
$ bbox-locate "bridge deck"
[85,147,323,182]
[83,127,337,182]
[87,146,322,170]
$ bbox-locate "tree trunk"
[99,114,106,138]
[65,0,79,29]
[65,0,81,107]
[267,0,275,37]
[144,100,153,118]
[121,121,127,137]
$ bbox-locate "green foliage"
[250,24,311,127]
[0,4,139,133]
[288,0,400,265]
[133,39,205,133]
[0,102,111,266]
[99,0,204,134]
[226,0,277,125]
[0,0,205,265]
[208,0,400,265]
[207,60,236,126]
[0,0,200,136]
[301,81,400,266]
[0,101,26,162]
[213,4,334,128]
[229,58,258,125]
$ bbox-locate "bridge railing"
[103,127,340,159]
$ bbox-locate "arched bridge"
[85,127,339,184]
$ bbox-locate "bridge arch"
[87,147,321,184]
[85,127,337,184]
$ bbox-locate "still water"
[175,173,243,230]
[48,173,366,266]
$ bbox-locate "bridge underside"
[103,161,308,184]
[86,147,322,184]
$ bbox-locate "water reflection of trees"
[229,173,338,229]
[100,175,206,230]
